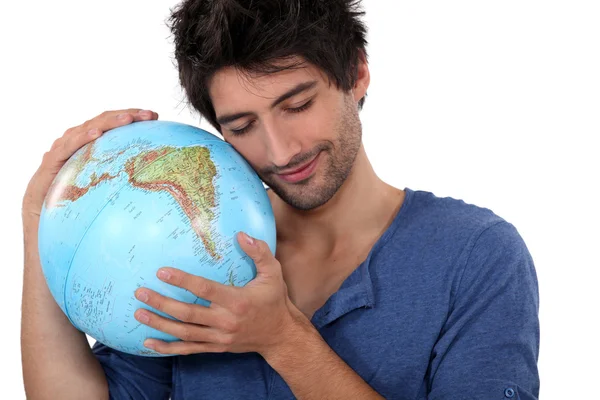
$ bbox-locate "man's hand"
[21,109,159,220]
[133,231,309,357]
[133,232,386,400]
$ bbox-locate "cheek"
[313,96,347,140]
[289,107,336,142]
[228,139,267,169]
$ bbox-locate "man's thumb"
[236,232,277,276]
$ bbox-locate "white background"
[2,1,599,398]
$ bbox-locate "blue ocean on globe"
[38,120,276,356]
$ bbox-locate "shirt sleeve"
[427,221,540,399]
[91,340,173,400]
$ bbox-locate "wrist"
[261,309,322,368]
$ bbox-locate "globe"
[38,120,276,356]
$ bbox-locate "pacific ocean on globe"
[38,120,276,356]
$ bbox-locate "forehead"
[208,60,327,110]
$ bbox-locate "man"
[21,0,540,399]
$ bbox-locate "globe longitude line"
[60,138,230,334]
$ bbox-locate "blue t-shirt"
[92,187,540,399]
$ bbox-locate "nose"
[261,119,302,168]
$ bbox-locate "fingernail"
[136,290,149,302]
[136,311,150,323]
[88,128,100,136]
[138,110,151,116]
[158,269,170,280]
[144,340,156,350]
[117,113,129,120]
[242,232,255,246]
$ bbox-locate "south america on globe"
[38,120,276,356]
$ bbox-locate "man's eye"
[228,100,313,136]
[230,121,255,136]
[287,99,313,113]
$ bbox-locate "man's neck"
[269,144,404,260]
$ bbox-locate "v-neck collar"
[310,187,415,329]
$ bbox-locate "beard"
[258,96,362,211]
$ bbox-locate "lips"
[276,152,321,183]
[280,155,316,175]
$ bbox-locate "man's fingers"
[99,109,158,132]
[52,109,159,163]
[61,108,158,141]
[54,127,102,162]
[157,268,240,308]
[131,109,159,122]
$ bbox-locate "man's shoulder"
[374,187,529,283]
[401,188,532,278]
[400,187,509,242]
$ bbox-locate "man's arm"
[427,221,540,399]
[21,109,169,400]
[21,214,109,400]
[263,317,385,400]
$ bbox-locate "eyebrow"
[216,80,318,125]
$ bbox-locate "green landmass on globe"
[46,140,220,260]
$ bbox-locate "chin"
[265,175,342,211]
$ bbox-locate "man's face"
[209,59,367,211]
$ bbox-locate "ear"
[352,50,370,103]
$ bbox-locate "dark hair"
[167,0,368,132]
